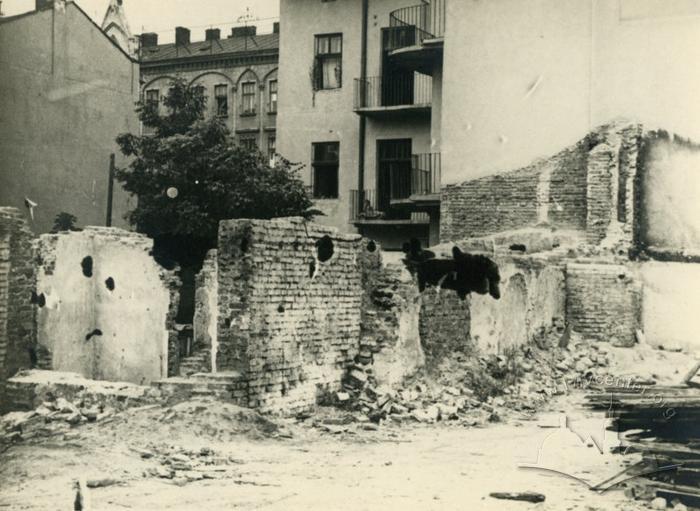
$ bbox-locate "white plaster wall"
[441,0,700,184]
[36,228,174,384]
[639,262,700,352]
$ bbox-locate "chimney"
[140,32,159,48]
[273,22,279,34]
[205,28,221,41]
[175,26,191,46]
[230,26,257,38]
[35,0,52,10]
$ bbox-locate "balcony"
[349,189,430,225]
[389,153,441,210]
[353,73,432,118]
[384,0,445,75]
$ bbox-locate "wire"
[143,16,279,35]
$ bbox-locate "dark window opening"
[240,136,257,150]
[215,84,228,117]
[312,142,339,199]
[314,34,342,90]
[145,89,159,108]
[268,136,276,166]
[377,139,412,217]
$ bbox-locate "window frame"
[240,81,257,116]
[314,33,343,90]
[240,135,257,151]
[145,89,160,108]
[214,84,229,117]
[268,79,278,114]
[267,135,277,166]
[311,141,340,199]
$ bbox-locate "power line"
[142,15,279,35]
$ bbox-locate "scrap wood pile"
[585,367,700,509]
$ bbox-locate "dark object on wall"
[85,329,103,341]
[105,277,115,291]
[403,241,500,300]
[81,256,93,277]
[366,240,377,253]
[308,259,316,278]
[316,235,334,262]
[30,291,46,307]
[509,244,527,252]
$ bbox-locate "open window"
[314,34,342,90]
[215,84,228,117]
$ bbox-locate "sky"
[2,0,280,42]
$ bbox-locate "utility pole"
[106,154,115,227]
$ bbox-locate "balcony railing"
[350,189,430,223]
[411,153,441,196]
[387,0,446,52]
[354,73,432,111]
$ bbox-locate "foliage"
[115,78,314,250]
[51,212,78,232]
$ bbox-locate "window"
[312,142,339,199]
[241,82,256,115]
[145,89,159,108]
[268,80,278,113]
[215,84,228,117]
[192,85,206,118]
[240,136,257,150]
[314,34,342,90]
[267,135,276,166]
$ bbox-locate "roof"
[140,33,279,65]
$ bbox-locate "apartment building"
[139,24,279,160]
[277,0,445,249]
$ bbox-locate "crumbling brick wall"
[34,227,180,385]
[440,122,643,247]
[0,208,36,387]
[217,218,364,413]
[419,287,470,365]
[192,249,218,373]
[565,262,641,346]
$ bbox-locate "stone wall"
[35,228,180,385]
[440,122,643,247]
[419,287,470,365]
[565,262,641,347]
[216,217,364,413]
[0,208,36,387]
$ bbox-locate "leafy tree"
[115,78,314,266]
[51,212,78,232]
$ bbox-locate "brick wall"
[565,262,641,346]
[216,217,364,413]
[192,249,218,373]
[419,287,471,365]
[440,122,643,247]
[0,208,36,390]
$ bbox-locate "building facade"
[0,0,139,233]
[139,24,279,163]
[277,0,445,249]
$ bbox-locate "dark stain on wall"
[85,328,103,341]
[30,291,46,307]
[81,256,93,277]
[105,277,115,291]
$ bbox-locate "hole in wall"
[292,240,301,251]
[277,304,285,313]
[308,259,316,278]
[240,237,249,253]
[85,329,103,341]
[105,277,115,291]
[81,256,93,277]
[30,291,46,307]
[316,235,334,262]
[367,240,377,253]
[509,244,527,253]
[28,347,38,368]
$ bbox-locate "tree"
[51,212,79,232]
[115,78,314,266]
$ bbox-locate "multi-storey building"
[0,0,139,233]
[138,24,279,162]
[277,0,445,249]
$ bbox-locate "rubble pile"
[330,333,618,427]
[137,444,246,485]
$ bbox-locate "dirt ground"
[1,343,695,511]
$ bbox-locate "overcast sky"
[2,0,280,42]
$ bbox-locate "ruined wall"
[359,247,425,388]
[192,249,218,373]
[217,218,364,412]
[35,228,179,385]
[419,288,470,365]
[565,262,641,347]
[440,122,642,248]
[0,208,36,386]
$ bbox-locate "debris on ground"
[489,491,546,503]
